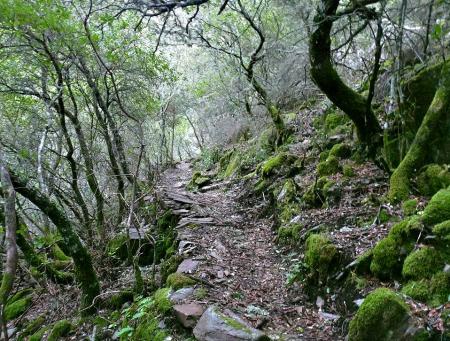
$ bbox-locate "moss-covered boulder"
[433,220,450,242]
[402,199,418,216]
[260,152,297,178]
[166,273,196,290]
[329,143,351,159]
[417,164,450,196]
[160,254,183,283]
[4,296,32,320]
[423,188,450,225]
[305,234,337,280]
[354,250,373,275]
[348,288,410,341]
[19,315,46,339]
[189,171,211,190]
[325,111,349,133]
[317,155,341,176]
[103,290,134,310]
[402,280,430,301]
[370,237,404,279]
[402,247,443,280]
[429,271,450,306]
[47,320,72,341]
[343,164,356,177]
[277,223,301,244]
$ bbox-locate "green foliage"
[160,254,183,283]
[19,315,46,339]
[304,234,337,280]
[166,273,196,290]
[317,156,341,176]
[343,164,356,177]
[325,112,349,132]
[422,188,450,225]
[277,223,302,243]
[402,247,442,280]
[153,288,172,314]
[47,320,72,341]
[348,288,409,341]
[402,199,418,216]
[105,291,134,310]
[417,164,450,196]
[433,220,450,241]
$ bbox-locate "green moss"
[370,237,403,279]
[51,244,71,262]
[104,290,134,310]
[194,287,208,300]
[260,152,296,178]
[160,254,183,283]
[402,280,430,301]
[319,150,330,161]
[348,288,409,341]
[133,315,168,341]
[402,247,442,280]
[47,320,72,341]
[7,288,33,304]
[20,315,46,339]
[417,164,450,196]
[402,199,418,216]
[224,152,241,178]
[277,223,302,243]
[106,234,128,260]
[4,296,32,320]
[188,171,211,190]
[378,209,391,223]
[305,234,337,280]
[276,178,297,204]
[343,164,356,177]
[430,271,450,306]
[389,216,423,243]
[355,250,373,275]
[423,188,450,225]
[329,143,351,158]
[317,155,341,176]
[29,326,50,341]
[433,220,450,241]
[217,311,251,333]
[154,287,172,314]
[166,273,196,290]
[325,112,348,132]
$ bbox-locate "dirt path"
[158,162,341,340]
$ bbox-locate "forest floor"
[158,161,343,340]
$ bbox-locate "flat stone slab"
[193,306,267,341]
[177,258,200,274]
[169,287,195,304]
[173,303,204,328]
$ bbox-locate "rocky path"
[157,162,341,340]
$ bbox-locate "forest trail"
[157,162,340,340]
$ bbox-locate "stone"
[174,303,205,328]
[177,258,200,274]
[193,306,267,341]
[169,287,195,304]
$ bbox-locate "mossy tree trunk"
[389,61,450,201]
[309,0,383,155]
[8,171,100,314]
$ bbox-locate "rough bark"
[309,0,382,154]
[9,171,100,314]
[389,61,450,201]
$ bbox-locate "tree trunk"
[389,61,450,201]
[9,171,100,314]
[309,0,382,154]
[0,157,18,340]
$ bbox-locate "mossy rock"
[260,152,297,178]
[429,271,450,306]
[423,188,450,225]
[133,315,168,341]
[417,164,450,196]
[354,250,373,275]
[104,290,134,310]
[166,273,196,290]
[258,126,278,153]
[329,143,351,159]
[4,296,32,320]
[402,247,443,280]
[402,280,430,301]
[277,223,302,243]
[370,237,404,279]
[160,254,183,283]
[319,150,330,162]
[20,315,46,339]
[301,177,337,208]
[189,171,211,190]
[389,216,423,243]
[7,288,33,305]
[343,164,356,177]
[29,326,50,341]
[47,320,72,341]
[223,152,242,178]
[275,178,297,204]
[305,234,337,280]
[433,220,450,242]
[154,288,172,313]
[317,156,341,176]
[402,199,418,216]
[348,288,409,341]
[325,112,349,132]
